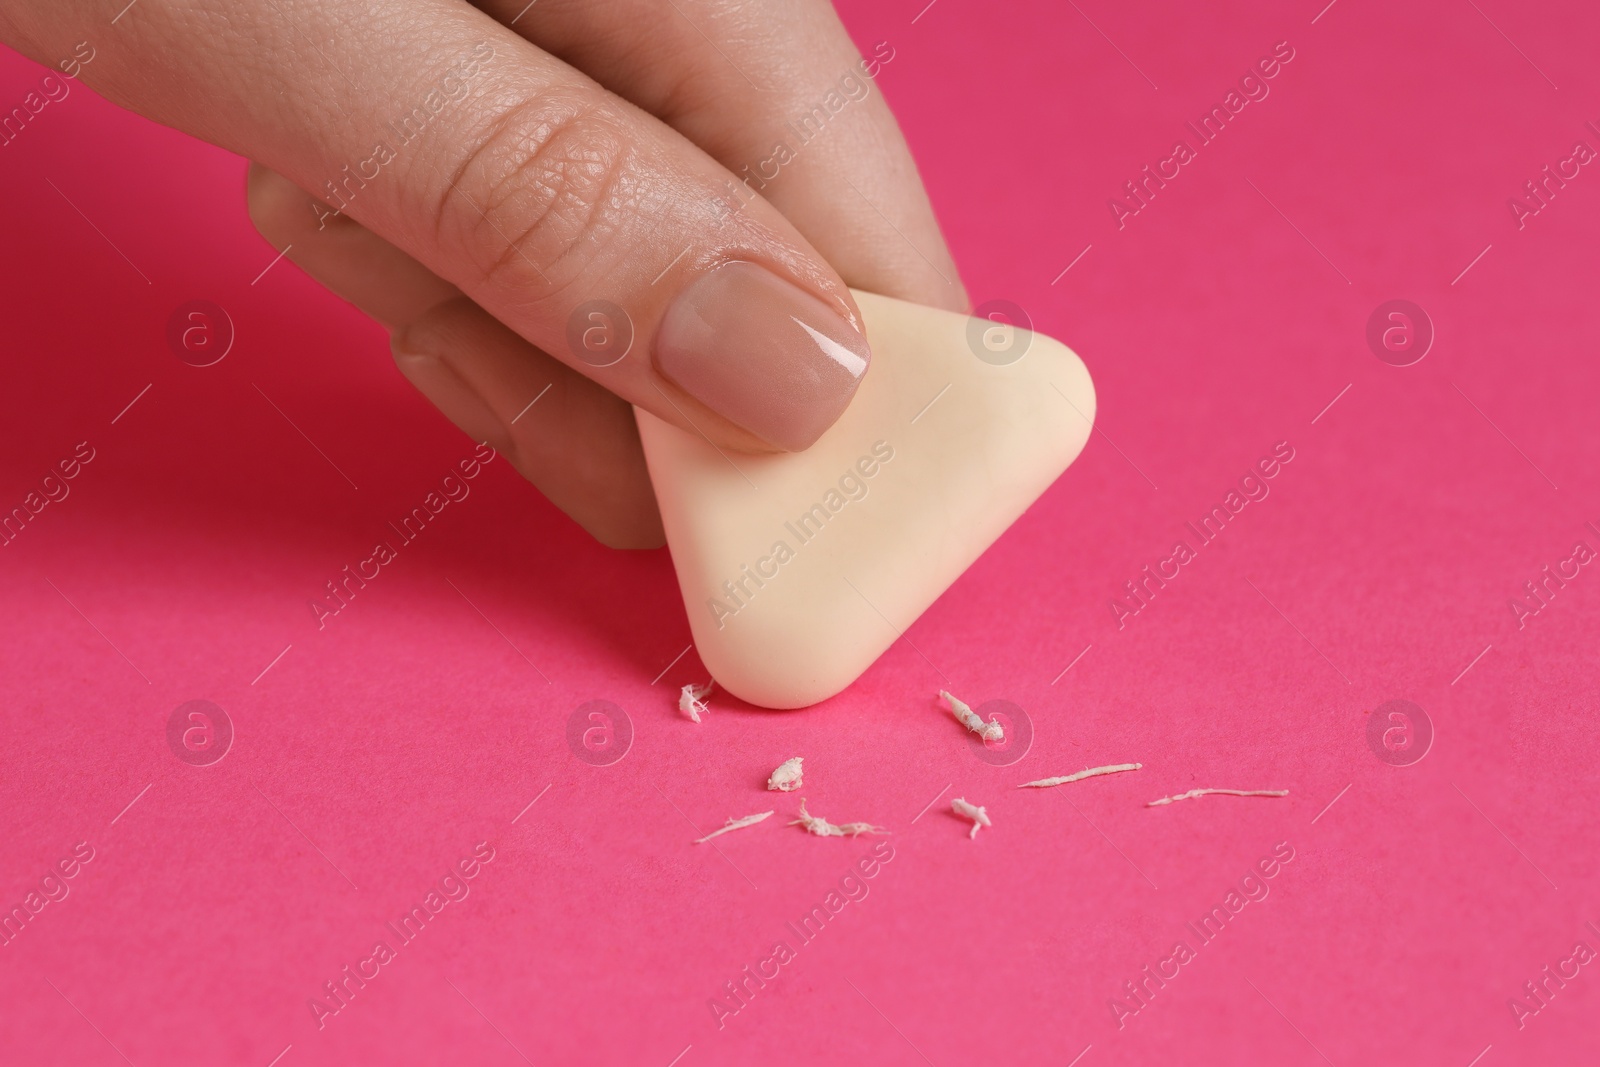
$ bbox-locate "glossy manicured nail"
[655,261,871,451]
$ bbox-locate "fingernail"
[391,346,512,457]
[655,261,871,451]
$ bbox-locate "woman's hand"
[0,0,965,547]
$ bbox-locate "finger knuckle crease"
[437,92,638,296]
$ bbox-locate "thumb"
[56,2,870,452]
[403,64,873,455]
[346,44,876,453]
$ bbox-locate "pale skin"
[0,0,966,547]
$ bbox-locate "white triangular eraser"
[637,290,1095,709]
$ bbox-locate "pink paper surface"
[3,2,1599,1063]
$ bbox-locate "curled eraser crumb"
[679,681,714,723]
[766,757,804,792]
[1147,787,1289,807]
[694,810,774,844]
[790,798,888,838]
[951,797,991,839]
[939,690,1003,743]
[1019,763,1143,788]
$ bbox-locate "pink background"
[3,0,1599,1063]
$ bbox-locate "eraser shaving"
[790,798,888,838]
[679,681,714,723]
[951,797,991,839]
[1019,763,1143,788]
[939,690,1003,743]
[693,810,773,844]
[1147,788,1289,807]
[766,757,804,792]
